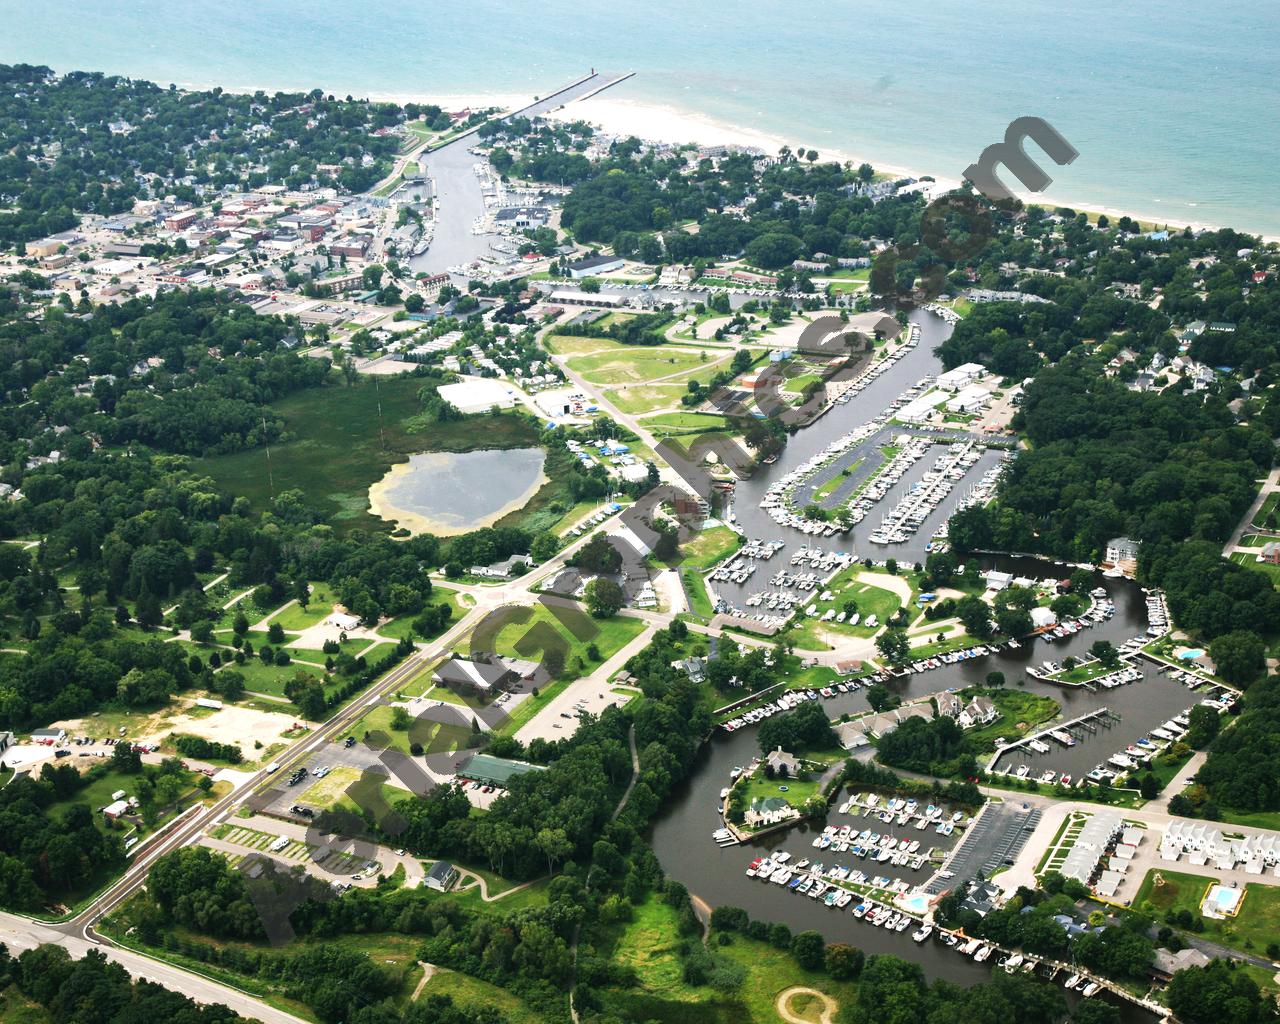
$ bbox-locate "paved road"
[0,911,308,1024]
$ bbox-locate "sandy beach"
[543,94,1243,238]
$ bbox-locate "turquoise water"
[1179,649,1205,660]
[2,1,1277,234]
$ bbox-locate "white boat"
[1064,973,1081,989]
[973,945,992,962]
[1081,982,1100,997]
[912,924,933,942]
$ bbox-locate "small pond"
[368,447,546,536]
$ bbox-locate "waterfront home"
[1104,536,1140,574]
[1150,947,1210,982]
[957,696,998,729]
[1259,542,1280,565]
[765,747,799,777]
[960,879,1002,917]
[745,796,797,829]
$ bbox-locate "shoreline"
[367,453,549,538]
[89,69,1273,242]
[546,94,1262,241]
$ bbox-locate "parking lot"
[926,801,1043,892]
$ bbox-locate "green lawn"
[1133,869,1280,957]
[1230,551,1280,586]
[270,583,340,630]
[380,585,471,640]
[463,603,645,679]
[683,569,715,619]
[346,704,473,758]
[1250,492,1279,529]
[194,377,554,531]
[640,412,734,437]
[598,896,860,1024]
[567,346,717,386]
[960,688,1061,754]
[680,526,742,570]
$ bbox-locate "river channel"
[647,309,1175,1012]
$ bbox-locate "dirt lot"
[56,699,302,758]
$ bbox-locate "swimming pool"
[1179,649,1205,660]
[900,892,931,915]
[1203,883,1242,917]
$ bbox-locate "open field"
[598,896,859,1024]
[463,603,646,678]
[639,411,734,436]
[680,525,742,570]
[567,346,716,386]
[603,384,687,415]
[194,377,553,531]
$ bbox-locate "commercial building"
[548,289,625,308]
[433,656,520,694]
[456,752,547,788]
[567,254,626,278]
[936,363,986,391]
[437,378,516,414]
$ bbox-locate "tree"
[1090,640,1120,668]
[985,670,1006,688]
[1167,959,1276,1024]
[1208,631,1265,685]
[390,706,411,730]
[535,827,572,875]
[585,577,625,618]
[824,943,864,980]
[1185,704,1221,747]
[790,929,825,970]
[232,610,249,636]
[267,621,286,644]
[875,627,910,666]
[956,595,993,638]
[866,682,900,713]
[1139,774,1159,799]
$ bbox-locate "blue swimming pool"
[1179,649,1205,660]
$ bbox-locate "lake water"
[1,0,1277,235]
[367,447,546,536]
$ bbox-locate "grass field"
[1230,550,1280,586]
[680,525,742,570]
[599,896,860,1024]
[567,347,715,386]
[419,971,550,1024]
[269,583,340,630]
[604,384,687,415]
[1134,868,1280,957]
[639,411,734,436]
[0,987,52,1024]
[194,377,551,531]
[464,603,646,679]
